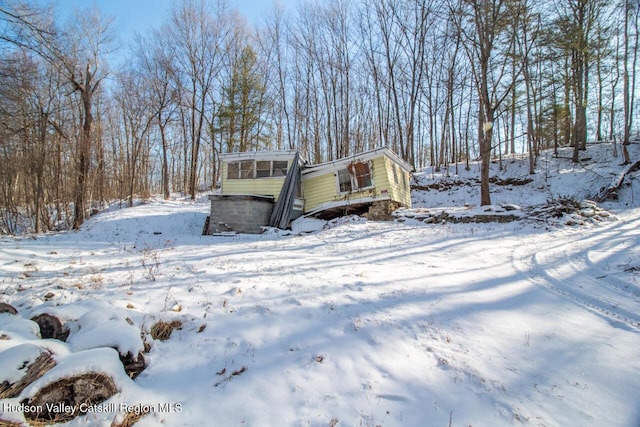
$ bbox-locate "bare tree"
[169,0,231,199]
[622,0,640,163]
[452,0,517,205]
[133,29,178,199]
[113,69,154,206]
[0,51,67,232]
[1,2,115,228]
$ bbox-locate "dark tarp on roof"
[269,152,301,229]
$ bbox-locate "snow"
[20,347,133,398]
[0,343,48,384]
[0,143,639,426]
[67,309,145,356]
[0,314,41,342]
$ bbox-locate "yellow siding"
[382,157,412,207]
[221,163,287,201]
[399,169,412,207]
[371,156,390,196]
[301,172,337,212]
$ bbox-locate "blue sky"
[38,0,279,66]
[49,0,276,43]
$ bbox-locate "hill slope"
[0,143,639,427]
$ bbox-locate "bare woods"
[0,0,637,233]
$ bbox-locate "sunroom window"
[227,159,289,179]
[272,160,288,177]
[256,161,271,178]
[227,161,255,179]
[227,162,240,179]
[239,161,254,179]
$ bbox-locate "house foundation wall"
[207,195,274,234]
[367,200,402,221]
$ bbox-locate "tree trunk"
[73,75,94,230]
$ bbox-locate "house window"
[227,161,255,179]
[227,159,289,179]
[256,161,271,178]
[272,160,288,177]
[337,169,352,192]
[337,160,373,193]
[239,161,254,179]
[227,162,240,179]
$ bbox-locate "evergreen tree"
[217,46,268,153]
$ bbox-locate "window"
[227,159,289,179]
[227,162,240,179]
[351,161,372,189]
[227,161,255,179]
[272,161,288,177]
[256,161,271,178]
[338,169,352,192]
[337,161,373,193]
[239,161,254,179]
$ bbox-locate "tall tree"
[453,0,517,205]
[217,45,268,152]
[133,29,178,199]
[1,3,115,228]
[552,0,607,162]
[169,0,231,199]
[622,0,640,163]
[113,69,154,206]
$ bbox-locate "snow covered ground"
[1,143,639,427]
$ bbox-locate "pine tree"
[217,46,268,153]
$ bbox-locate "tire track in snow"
[513,220,640,332]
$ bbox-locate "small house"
[301,147,412,219]
[205,147,412,234]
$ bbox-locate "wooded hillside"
[0,0,638,233]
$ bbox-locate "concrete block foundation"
[207,194,274,234]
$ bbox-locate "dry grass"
[0,418,23,426]
[150,320,182,341]
[111,408,150,427]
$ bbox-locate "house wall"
[300,171,337,213]
[221,162,288,201]
[301,154,410,213]
[382,157,412,207]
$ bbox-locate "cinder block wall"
[207,195,274,234]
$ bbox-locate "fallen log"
[21,372,117,424]
[31,313,69,341]
[0,348,56,399]
[593,159,640,202]
[0,302,18,315]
